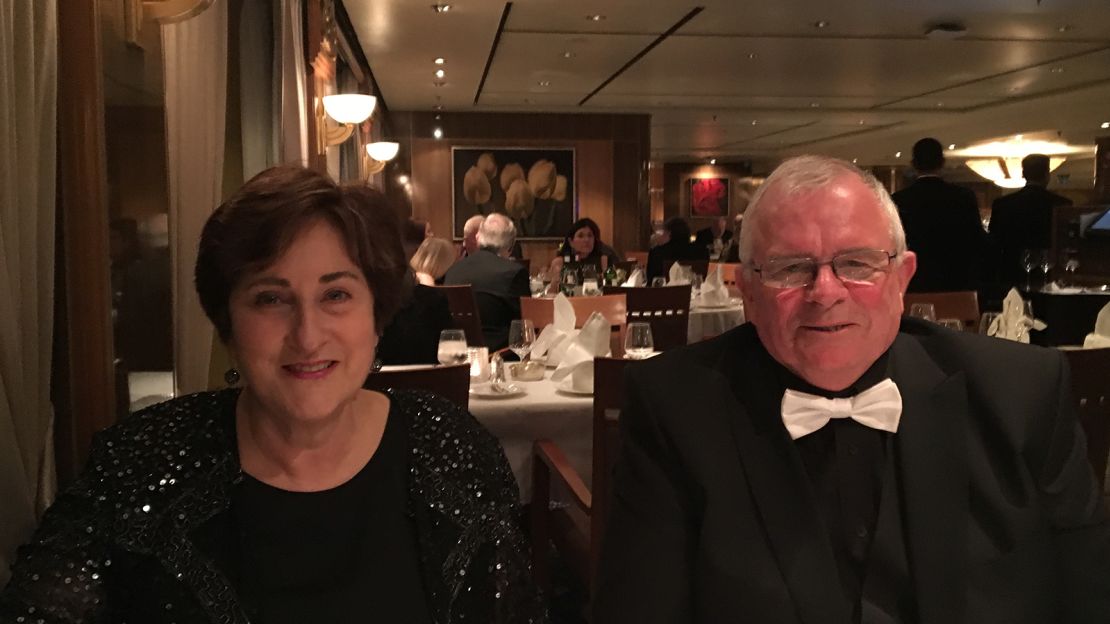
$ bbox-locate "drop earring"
[224,367,241,386]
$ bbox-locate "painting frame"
[687,177,730,217]
[452,146,577,240]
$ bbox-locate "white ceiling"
[345,0,1110,185]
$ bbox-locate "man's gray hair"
[462,215,485,236]
[477,213,517,254]
[738,155,907,265]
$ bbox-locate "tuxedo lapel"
[722,332,853,624]
[888,334,970,624]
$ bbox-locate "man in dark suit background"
[694,216,732,255]
[595,155,1110,624]
[989,153,1073,291]
[892,137,987,292]
[443,213,529,350]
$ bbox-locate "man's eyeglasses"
[751,249,898,289]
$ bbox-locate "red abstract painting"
[689,177,729,217]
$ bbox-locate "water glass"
[650,276,667,288]
[582,279,602,297]
[907,303,937,322]
[437,329,469,365]
[624,322,655,359]
[508,319,536,361]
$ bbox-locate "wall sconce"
[319,94,377,148]
[365,141,400,174]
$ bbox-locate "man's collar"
[915,173,943,180]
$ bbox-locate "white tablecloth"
[688,301,745,343]
[467,370,593,501]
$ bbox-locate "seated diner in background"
[547,217,621,279]
[595,155,1110,623]
[646,216,710,282]
[410,236,456,286]
[0,166,545,624]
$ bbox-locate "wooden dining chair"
[364,364,471,410]
[604,285,692,351]
[903,291,980,331]
[531,356,627,611]
[1061,348,1110,492]
[663,258,709,279]
[520,294,628,355]
[432,284,485,346]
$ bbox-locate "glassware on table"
[1038,249,1055,287]
[436,329,469,365]
[907,303,937,322]
[466,346,491,383]
[624,322,655,359]
[1020,249,1036,291]
[690,273,704,299]
[978,312,1002,337]
[937,318,964,331]
[560,268,578,297]
[650,276,667,288]
[1062,248,1080,286]
[581,279,601,296]
[529,273,548,297]
[508,319,536,361]
[580,264,598,284]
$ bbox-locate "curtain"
[239,0,274,180]
[0,0,58,588]
[162,0,228,396]
[277,0,308,167]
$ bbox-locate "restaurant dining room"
[3,0,1110,621]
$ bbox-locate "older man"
[595,156,1110,623]
[444,213,529,350]
[460,214,485,257]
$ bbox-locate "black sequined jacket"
[0,389,547,624]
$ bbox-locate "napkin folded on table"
[621,268,645,287]
[1083,301,1110,348]
[668,262,691,285]
[990,288,1046,343]
[550,312,611,393]
[531,293,576,366]
[695,264,730,307]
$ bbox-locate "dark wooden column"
[55,0,117,482]
[1095,136,1110,203]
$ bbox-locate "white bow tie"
[780,378,903,440]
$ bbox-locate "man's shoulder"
[896,318,1062,382]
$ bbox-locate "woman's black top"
[229,402,432,624]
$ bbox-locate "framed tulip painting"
[452,147,576,240]
[687,177,730,217]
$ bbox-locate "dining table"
[687,298,746,344]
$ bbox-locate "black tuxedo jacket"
[443,249,529,350]
[892,177,987,293]
[595,320,1110,624]
[989,185,1073,288]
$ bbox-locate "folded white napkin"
[1083,301,1110,348]
[696,264,730,307]
[668,262,690,285]
[532,293,576,363]
[622,268,645,287]
[990,288,1047,343]
[550,312,611,392]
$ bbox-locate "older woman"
[410,236,456,286]
[547,217,620,279]
[0,166,545,623]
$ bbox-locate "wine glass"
[907,303,937,322]
[650,276,667,288]
[437,329,469,365]
[560,269,578,296]
[529,273,547,297]
[624,322,654,359]
[1063,248,1080,286]
[1038,249,1054,288]
[508,320,535,362]
[1020,249,1036,291]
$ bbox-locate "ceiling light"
[431,3,451,13]
[398,174,409,184]
[852,158,858,164]
[434,57,445,65]
[434,113,441,120]
[948,144,956,150]
[435,69,445,78]
[809,102,820,108]
[895,151,902,158]
[433,104,444,111]
[747,53,758,60]
[1050,67,1065,73]
[1058,24,1072,33]
[537,80,550,87]
[924,22,968,40]
[936,101,944,107]
[949,135,1095,188]
[562,51,575,59]
[709,158,717,165]
[858,119,865,125]
[1101,122,1109,129]
[813,20,829,28]
[587,14,605,21]
[432,127,443,139]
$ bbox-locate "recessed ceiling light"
[936,101,944,107]
[398,174,409,184]
[1101,122,1109,129]
[562,51,575,59]
[814,20,829,28]
[586,14,605,21]
[1050,66,1065,73]
[858,119,865,125]
[434,57,445,65]
[1058,24,1072,33]
[895,151,902,158]
[434,113,442,120]
[751,120,758,125]
[810,102,820,108]
[431,3,451,13]
[852,158,858,164]
[433,127,443,139]
[537,80,550,87]
[435,69,445,78]
[747,53,758,60]
[948,143,956,150]
[709,158,717,165]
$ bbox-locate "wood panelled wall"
[384,112,650,268]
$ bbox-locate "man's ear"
[896,251,917,294]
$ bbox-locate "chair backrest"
[708,262,742,288]
[605,285,691,351]
[624,251,648,267]
[590,357,627,585]
[432,284,485,346]
[663,258,709,280]
[1062,348,1110,491]
[903,291,980,330]
[364,364,470,410]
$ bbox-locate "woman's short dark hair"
[566,217,601,243]
[195,165,410,342]
[664,217,692,242]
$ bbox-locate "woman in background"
[547,217,620,279]
[0,165,545,624]
[410,236,456,286]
